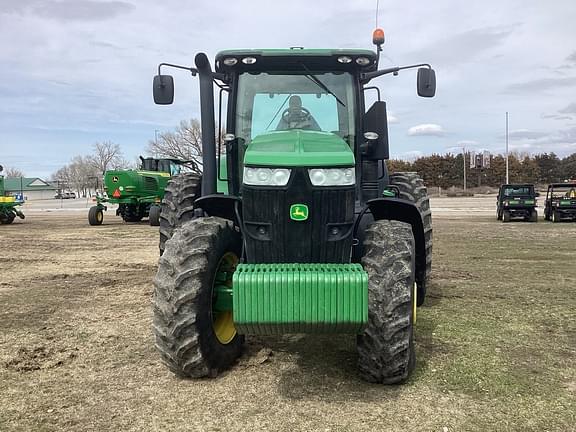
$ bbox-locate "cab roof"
[215,48,378,74]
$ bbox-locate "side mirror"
[417,68,436,98]
[535,192,540,197]
[362,101,389,160]
[153,75,174,105]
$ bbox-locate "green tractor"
[0,165,25,225]
[88,157,197,226]
[152,32,436,383]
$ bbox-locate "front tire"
[149,205,161,226]
[530,209,538,222]
[357,220,416,384]
[88,206,103,226]
[153,217,244,378]
[389,172,432,306]
[503,210,511,222]
[552,210,559,223]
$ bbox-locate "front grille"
[242,169,355,263]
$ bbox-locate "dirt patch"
[5,345,78,372]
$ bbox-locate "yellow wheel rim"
[212,252,238,344]
[412,282,417,324]
[96,211,103,223]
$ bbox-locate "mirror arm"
[361,63,431,84]
[158,62,198,78]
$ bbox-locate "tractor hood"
[243,130,355,167]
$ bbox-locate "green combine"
[88,157,196,226]
[0,165,25,225]
[152,30,436,383]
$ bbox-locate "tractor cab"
[139,156,196,176]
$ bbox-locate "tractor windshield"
[235,72,356,145]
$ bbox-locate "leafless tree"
[4,167,25,178]
[147,119,203,173]
[52,156,98,197]
[90,141,125,174]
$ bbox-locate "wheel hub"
[212,252,238,344]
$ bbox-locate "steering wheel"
[281,107,312,124]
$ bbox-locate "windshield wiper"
[300,63,346,107]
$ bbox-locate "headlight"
[308,168,355,186]
[504,200,509,206]
[243,167,291,186]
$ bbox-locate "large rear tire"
[389,172,432,306]
[153,217,244,378]
[357,219,416,384]
[159,173,202,255]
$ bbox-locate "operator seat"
[276,95,321,131]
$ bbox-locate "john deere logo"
[112,176,119,183]
[290,204,308,221]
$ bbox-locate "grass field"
[0,199,575,431]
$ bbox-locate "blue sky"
[1,0,576,178]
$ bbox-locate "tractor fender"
[194,195,241,223]
[365,197,427,287]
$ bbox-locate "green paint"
[100,169,172,206]
[213,269,233,311]
[560,200,573,206]
[290,204,309,221]
[243,130,355,167]
[232,263,368,334]
[217,154,229,194]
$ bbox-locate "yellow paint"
[213,252,238,345]
[137,170,171,177]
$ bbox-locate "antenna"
[376,0,379,28]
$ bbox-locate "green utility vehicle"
[544,182,576,222]
[496,184,538,222]
[0,165,25,225]
[88,157,196,226]
[152,31,436,383]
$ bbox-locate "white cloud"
[457,140,478,146]
[507,129,549,140]
[408,124,445,137]
[387,111,399,124]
